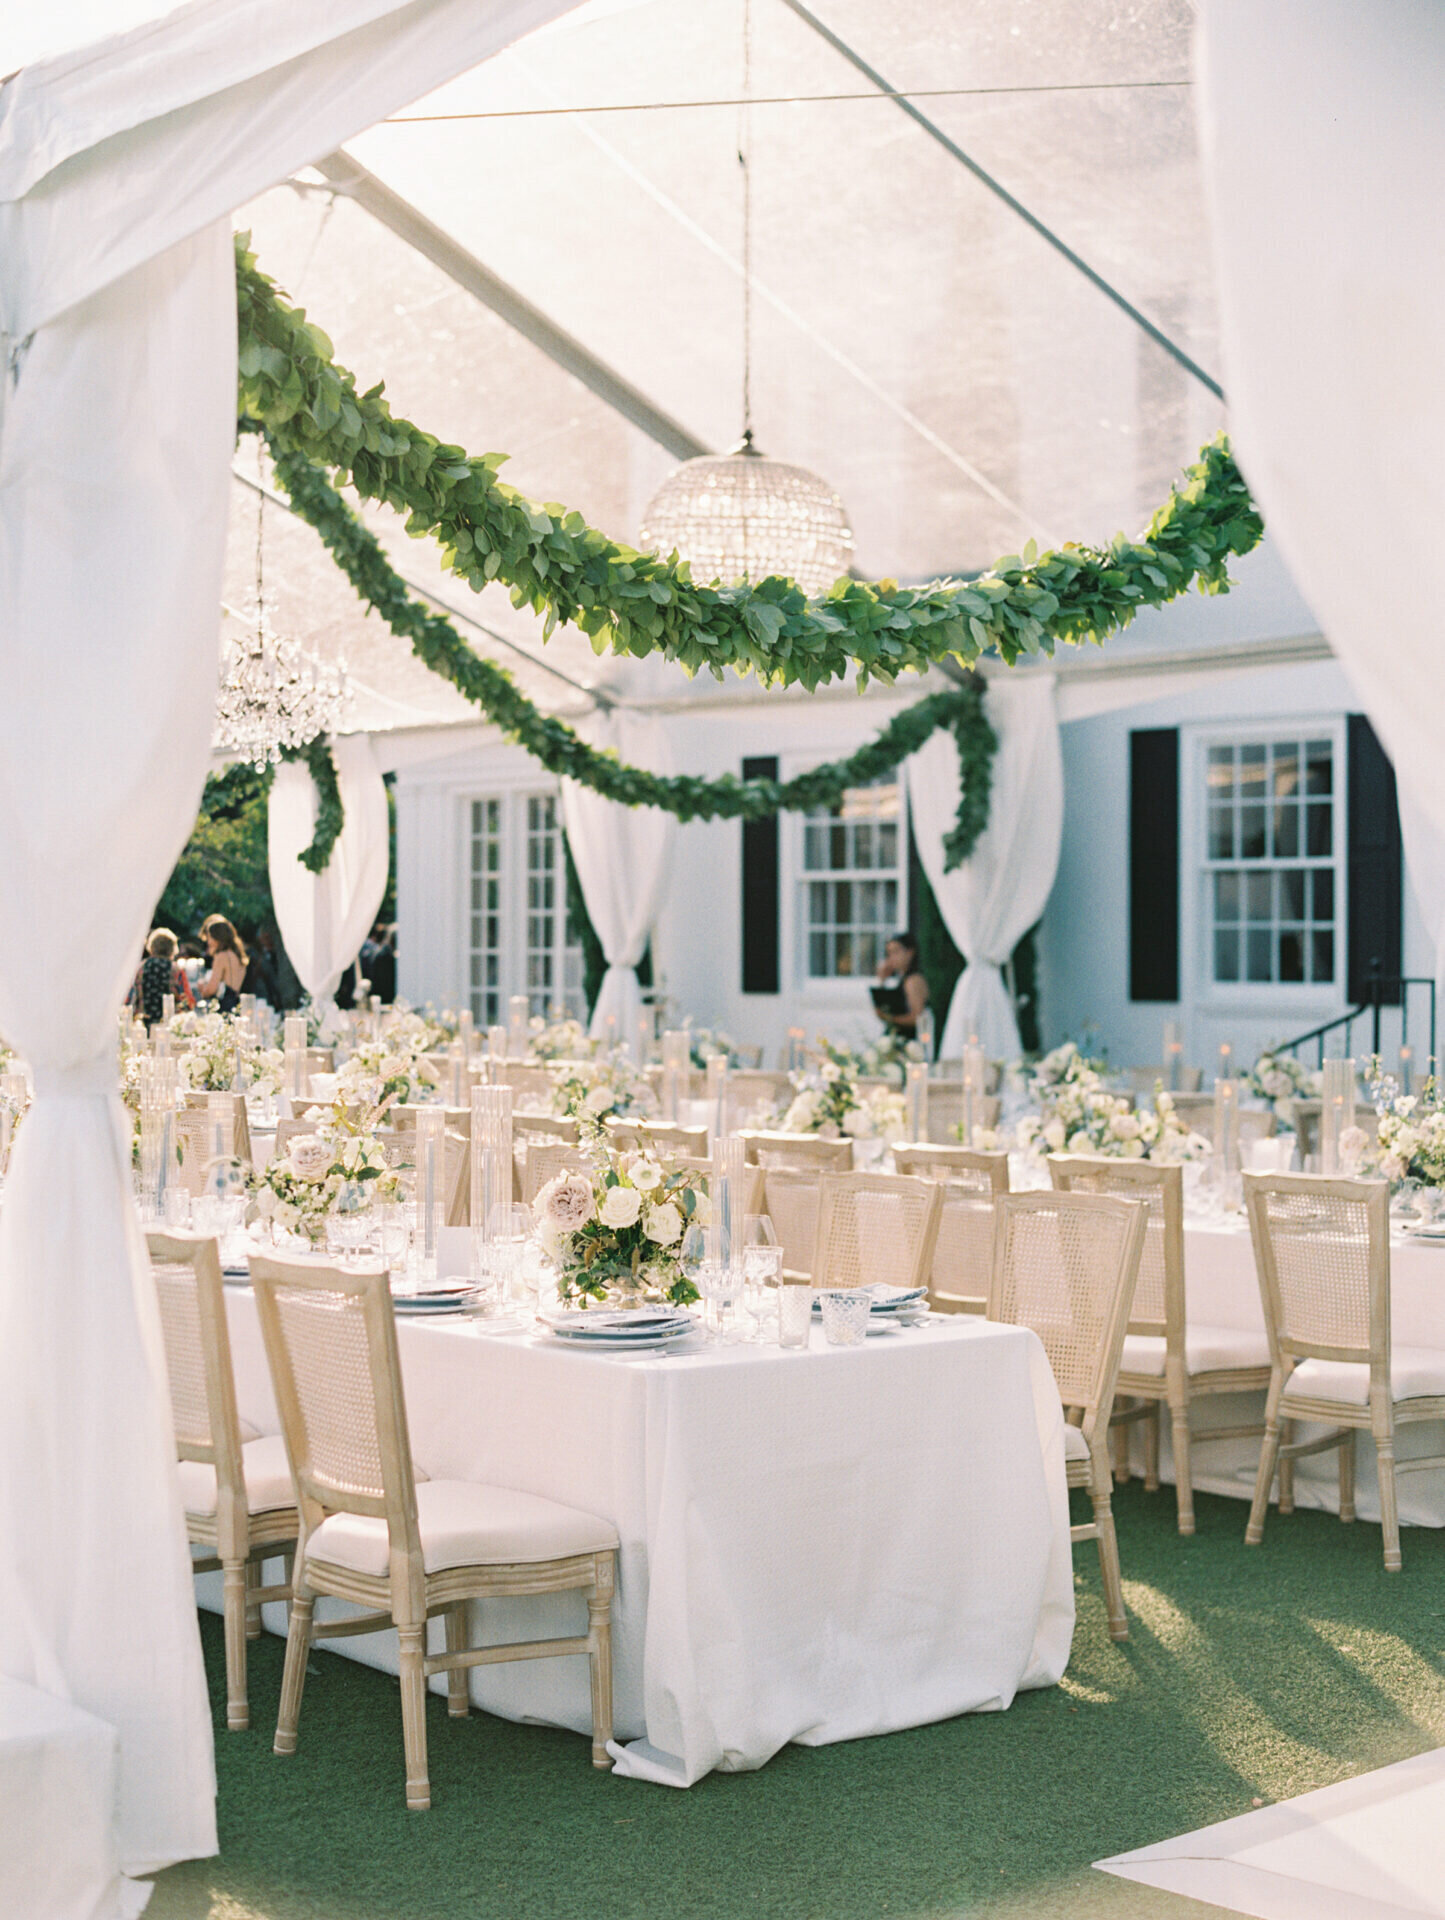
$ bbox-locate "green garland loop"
[279,736,345,873]
[247,421,997,866]
[235,235,1263,696]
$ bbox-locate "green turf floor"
[144,1480,1445,1920]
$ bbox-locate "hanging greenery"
[278,737,344,874]
[235,238,1262,695]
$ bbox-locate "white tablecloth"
[217,1292,1074,1786]
[1134,1220,1445,1527]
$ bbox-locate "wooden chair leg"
[444,1603,470,1718]
[1113,1404,1132,1484]
[398,1624,431,1810]
[1142,1402,1161,1493]
[244,1557,263,1640]
[1088,1475,1128,1642]
[1246,1381,1285,1546]
[1376,1428,1403,1572]
[1338,1429,1357,1524]
[273,1586,313,1756]
[222,1558,250,1732]
[1170,1401,1196,1537]
[1279,1419,1296,1514]
[587,1553,616,1768]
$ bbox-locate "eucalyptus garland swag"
[234,234,1263,874]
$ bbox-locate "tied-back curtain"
[269,732,390,1003]
[1197,0,1445,842]
[560,715,675,1038]
[906,676,1063,1061]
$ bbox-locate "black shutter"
[741,756,779,994]
[1347,714,1402,1004]
[1129,728,1180,1002]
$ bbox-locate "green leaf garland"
[279,736,346,874]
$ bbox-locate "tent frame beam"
[311,150,712,463]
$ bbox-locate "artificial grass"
[146,1481,1445,1920]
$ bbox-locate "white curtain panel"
[269,733,391,1003]
[907,676,1063,1061]
[0,0,583,1880]
[561,715,676,1039]
[1197,1,1445,841]
[1399,786,1445,1037]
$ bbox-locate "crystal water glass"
[777,1285,814,1349]
[819,1289,871,1347]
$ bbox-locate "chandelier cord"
[738,0,753,444]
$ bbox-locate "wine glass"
[741,1214,782,1337]
[486,1201,536,1307]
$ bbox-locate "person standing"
[195,916,249,1013]
[871,930,930,1044]
[131,928,194,1029]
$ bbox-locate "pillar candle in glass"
[661,1029,689,1122]
[458,1008,474,1053]
[1399,1045,1413,1096]
[633,1005,653,1066]
[961,1045,986,1148]
[713,1134,747,1276]
[415,1107,446,1282]
[602,1011,618,1058]
[487,1026,508,1079]
[705,1053,729,1144]
[507,995,530,1060]
[161,992,175,1025]
[1217,1041,1233,1086]
[786,1027,806,1075]
[1212,1077,1239,1174]
[152,1028,171,1061]
[915,1007,935,1065]
[1320,1057,1356,1176]
[906,1061,929,1143]
[238,993,255,1025]
[448,1040,467,1108]
[1163,1020,1182,1092]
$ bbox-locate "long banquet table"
[1133,1220,1445,1527]
[215,1286,1075,1787]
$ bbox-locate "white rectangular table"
[218,1293,1074,1787]
[1132,1220,1445,1526]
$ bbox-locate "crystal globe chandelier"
[214,467,349,770]
[637,0,853,599]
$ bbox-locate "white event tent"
[0,0,1441,1905]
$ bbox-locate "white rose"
[630,1158,663,1191]
[1043,1118,1067,1152]
[274,1201,300,1232]
[842,1106,874,1138]
[378,1053,405,1081]
[820,1061,842,1084]
[783,1095,818,1131]
[1122,1138,1146,1158]
[1109,1112,1142,1140]
[599,1184,642,1230]
[584,1084,616,1116]
[1338,1125,1368,1172]
[254,1187,277,1218]
[286,1135,333,1182]
[1380,1152,1407,1182]
[644,1200,683,1246]
[1066,1130,1093,1154]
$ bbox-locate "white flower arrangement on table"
[298,994,348,1047]
[336,1034,439,1107]
[549,1056,656,1142]
[175,1014,284,1096]
[1018,1087,1209,1163]
[1246,1047,1321,1120]
[780,1040,907,1143]
[1010,1041,1109,1154]
[532,1149,704,1306]
[687,1026,739,1071]
[529,1015,594,1062]
[251,1098,403,1244]
[1363,1066,1445,1188]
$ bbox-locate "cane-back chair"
[520,1141,594,1205]
[739,1130,854,1173]
[744,1165,824,1279]
[892,1145,1008,1314]
[812,1172,943,1295]
[250,1255,618,1808]
[988,1191,1147,1640]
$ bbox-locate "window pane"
[877,822,898,869]
[1209,808,1235,860]
[1214,871,1240,920]
[854,822,874,869]
[1279,869,1305,921]
[1312,929,1335,982]
[835,937,856,977]
[1246,872,1273,921]
[1307,802,1332,856]
[1246,929,1272,981]
[1207,746,1235,795]
[1312,868,1334,921]
[1279,929,1305,982]
[829,822,847,868]
[1273,804,1299,857]
[1214,929,1240,982]
[809,932,828,976]
[1239,807,1266,859]
[1305,742,1333,794]
[1271,746,1299,797]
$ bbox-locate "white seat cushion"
[1288,1346,1445,1409]
[1120,1324,1272,1380]
[1063,1424,1090,1463]
[306,1480,618,1578]
[178,1433,294,1517]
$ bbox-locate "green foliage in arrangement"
[235,235,1262,693]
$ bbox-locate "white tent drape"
[1197,0,1445,842]
[0,0,580,1884]
[560,715,675,1039]
[269,733,391,1004]
[906,676,1063,1061]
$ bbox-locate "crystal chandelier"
[214,466,349,770]
[636,0,853,600]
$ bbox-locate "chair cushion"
[178,1433,294,1517]
[1288,1346,1445,1409]
[305,1480,619,1578]
[1063,1424,1090,1463]
[1120,1324,1272,1379]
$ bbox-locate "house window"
[468,792,583,1023]
[799,778,903,980]
[1203,734,1339,987]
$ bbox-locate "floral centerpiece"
[1363,1067,1445,1189]
[688,1026,739,1071]
[533,1150,702,1306]
[252,1098,403,1244]
[529,1014,594,1062]
[174,1012,284,1096]
[780,1041,907,1144]
[1246,1047,1320,1121]
[336,1033,439,1106]
[550,1056,656,1140]
[1019,1086,1209,1163]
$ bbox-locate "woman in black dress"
[195,916,249,1014]
[132,928,193,1030]
[872,930,930,1043]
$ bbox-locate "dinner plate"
[548,1319,695,1345]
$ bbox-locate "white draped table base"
[213,1299,1074,1787]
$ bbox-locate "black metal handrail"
[1279,969,1436,1070]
